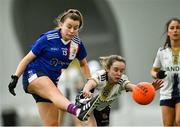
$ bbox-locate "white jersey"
[91,70,130,111]
[153,47,180,100]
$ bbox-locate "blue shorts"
[23,68,58,103]
[160,97,180,108]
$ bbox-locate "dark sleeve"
[31,35,47,56]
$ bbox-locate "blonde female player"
[76,55,163,126]
[151,18,180,126]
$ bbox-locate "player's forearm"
[83,80,94,91]
[14,51,35,77]
[125,83,136,91]
[15,57,30,77]
[82,81,94,97]
[150,68,159,79]
[79,59,91,79]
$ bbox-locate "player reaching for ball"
[75,55,163,126]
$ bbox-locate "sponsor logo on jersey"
[166,65,180,72]
[50,47,59,51]
[50,58,69,67]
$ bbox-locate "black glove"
[156,70,167,79]
[8,75,19,96]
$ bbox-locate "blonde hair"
[99,55,126,70]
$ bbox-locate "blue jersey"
[25,29,87,82]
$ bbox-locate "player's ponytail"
[99,56,109,70]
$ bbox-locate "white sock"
[76,108,81,116]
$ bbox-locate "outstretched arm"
[125,83,136,92]
[125,79,163,92]
[82,79,97,97]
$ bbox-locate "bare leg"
[59,110,66,126]
[37,102,59,126]
[87,113,97,126]
[72,116,83,126]
[175,103,180,126]
[27,76,78,125]
[161,106,175,126]
[28,76,71,110]
[72,112,96,126]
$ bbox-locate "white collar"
[61,39,70,45]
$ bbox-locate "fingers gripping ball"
[132,82,155,105]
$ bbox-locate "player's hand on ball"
[8,75,19,96]
[152,79,163,90]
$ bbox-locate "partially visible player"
[8,9,97,126]
[151,18,180,126]
[76,55,163,126]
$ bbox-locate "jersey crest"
[69,41,79,60]
[100,82,113,102]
